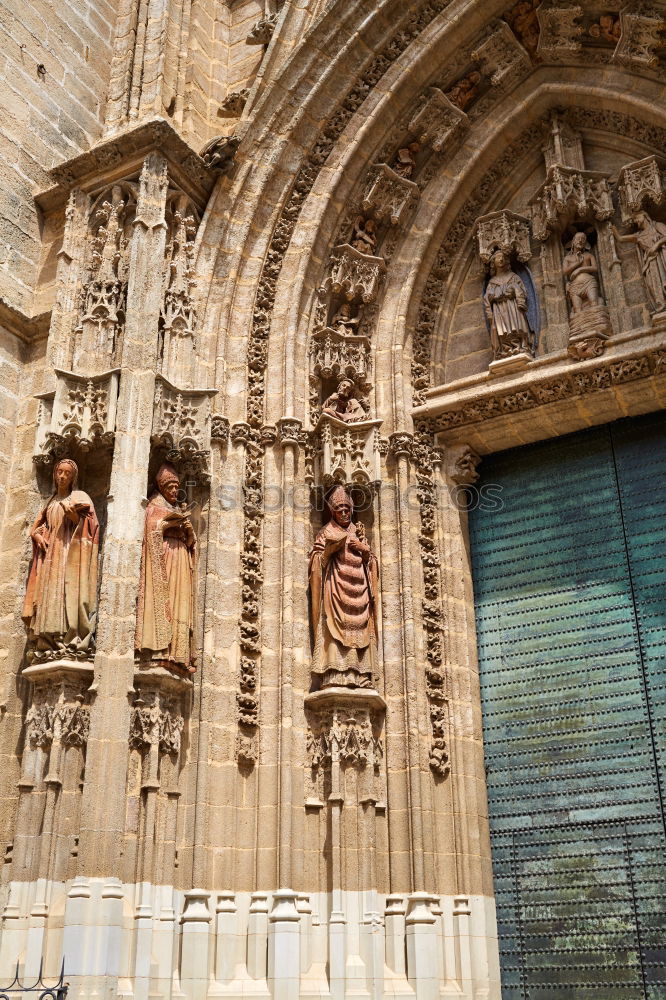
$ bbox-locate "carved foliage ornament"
[307,705,383,772]
[26,680,91,750]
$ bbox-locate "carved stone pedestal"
[488,352,532,377]
[312,414,383,488]
[567,305,611,360]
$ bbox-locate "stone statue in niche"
[563,232,602,313]
[589,15,621,44]
[506,0,540,56]
[562,232,611,359]
[613,211,666,313]
[330,302,360,335]
[135,463,196,676]
[322,378,367,422]
[23,458,99,662]
[483,250,536,359]
[445,71,482,111]
[350,217,377,255]
[392,142,420,179]
[309,486,378,690]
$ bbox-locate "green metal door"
[469,410,666,1000]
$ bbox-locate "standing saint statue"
[23,458,99,660]
[308,487,379,689]
[563,232,602,313]
[135,463,197,675]
[613,211,666,313]
[483,250,534,358]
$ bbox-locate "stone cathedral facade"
[1,1,666,998]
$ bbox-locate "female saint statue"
[308,486,379,689]
[613,211,666,313]
[135,463,197,675]
[22,458,99,660]
[483,250,534,358]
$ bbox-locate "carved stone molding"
[536,3,583,57]
[151,377,217,482]
[160,192,199,379]
[310,328,372,386]
[408,88,468,153]
[475,210,532,263]
[618,156,666,220]
[471,21,531,89]
[312,415,383,488]
[530,166,613,241]
[614,6,666,68]
[34,368,119,465]
[322,244,386,304]
[361,163,419,227]
[447,445,481,485]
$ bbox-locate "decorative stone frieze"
[471,21,531,89]
[34,368,119,464]
[614,6,666,68]
[313,415,383,488]
[618,156,665,220]
[408,88,468,153]
[310,327,372,386]
[151,377,217,481]
[536,4,583,57]
[530,166,613,241]
[361,163,419,227]
[322,244,386,304]
[475,210,532,264]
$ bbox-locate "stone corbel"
[199,135,240,174]
[407,88,468,153]
[22,661,94,750]
[322,245,386,304]
[617,156,666,221]
[361,163,419,227]
[530,165,613,241]
[536,3,584,57]
[151,376,217,483]
[475,210,532,264]
[33,368,120,465]
[313,414,383,488]
[304,690,386,773]
[446,445,481,486]
[614,5,665,68]
[471,21,531,89]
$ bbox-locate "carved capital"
[210,415,230,444]
[408,88,468,153]
[388,432,414,458]
[475,210,532,264]
[277,418,303,448]
[230,421,252,446]
[618,156,665,221]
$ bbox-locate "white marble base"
[0,881,501,1000]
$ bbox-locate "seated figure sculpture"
[322,378,367,422]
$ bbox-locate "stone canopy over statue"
[22,458,99,662]
[135,463,197,675]
[308,486,378,690]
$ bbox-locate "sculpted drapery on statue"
[22,459,99,661]
[135,463,197,675]
[308,487,379,689]
[614,211,666,313]
[483,250,534,358]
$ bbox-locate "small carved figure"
[350,217,377,255]
[445,71,482,111]
[330,302,360,335]
[483,251,534,358]
[506,0,540,55]
[613,211,666,313]
[308,486,379,690]
[135,463,197,675]
[23,459,99,660]
[322,378,367,423]
[392,142,420,179]
[200,135,240,173]
[589,14,621,45]
[563,233,602,314]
